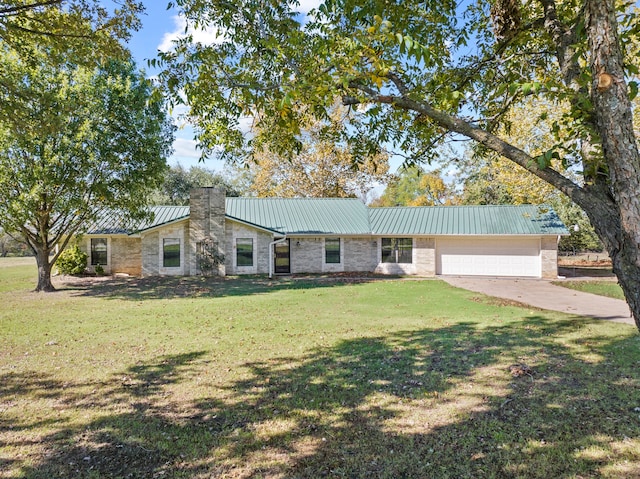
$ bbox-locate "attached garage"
[436,237,541,277]
[369,204,568,279]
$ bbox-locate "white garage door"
[437,238,541,277]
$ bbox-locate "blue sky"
[125,1,322,172]
[126,2,211,170]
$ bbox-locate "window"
[163,238,181,267]
[325,238,341,264]
[91,238,107,265]
[381,238,412,263]
[236,238,253,267]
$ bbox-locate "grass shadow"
[57,274,402,301]
[7,316,640,478]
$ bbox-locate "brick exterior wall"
[344,237,377,272]
[111,237,142,276]
[290,237,323,274]
[225,221,273,275]
[541,236,560,279]
[141,231,159,276]
[414,237,436,276]
[374,238,436,276]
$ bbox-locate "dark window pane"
[163,238,180,267]
[236,238,253,266]
[325,238,340,263]
[381,238,412,263]
[381,238,395,263]
[398,238,413,263]
[91,238,107,265]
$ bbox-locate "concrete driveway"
[441,276,635,326]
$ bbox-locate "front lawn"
[1,259,639,478]
[553,280,626,301]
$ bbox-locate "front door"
[274,239,290,274]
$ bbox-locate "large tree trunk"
[34,247,55,292]
[585,0,640,330]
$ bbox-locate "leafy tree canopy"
[0,0,143,63]
[243,111,389,200]
[152,164,243,205]
[0,49,175,291]
[371,166,455,207]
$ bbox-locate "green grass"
[1,259,639,478]
[553,280,626,300]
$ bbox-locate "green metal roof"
[87,201,567,237]
[86,206,189,235]
[369,205,569,236]
[225,197,371,235]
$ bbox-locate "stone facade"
[189,187,226,276]
[540,236,560,279]
[111,237,142,276]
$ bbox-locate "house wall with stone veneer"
[225,221,273,275]
[541,236,560,279]
[110,237,142,276]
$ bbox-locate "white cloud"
[172,137,200,159]
[158,15,224,53]
[296,0,323,15]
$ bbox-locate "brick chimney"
[189,187,226,276]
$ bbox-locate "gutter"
[268,235,287,279]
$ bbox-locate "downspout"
[269,235,287,279]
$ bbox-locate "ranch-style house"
[78,187,568,279]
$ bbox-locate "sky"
[126,2,206,170]
[125,1,323,172]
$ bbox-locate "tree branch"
[0,0,62,17]
[347,75,603,212]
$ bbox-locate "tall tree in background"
[159,1,640,331]
[151,164,242,205]
[0,52,174,291]
[371,166,455,207]
[247,138,388,200]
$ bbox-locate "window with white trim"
[163,238,181,267]
[381,238,412,263]
[236,238,253,267]
[325,238,341,264]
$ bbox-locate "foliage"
[55,244,87,275]
[372,165,454,206]
[244,108,389,200]
[456,99,603,252]
[0,50,175,291]
[0,0,142,57]
[157,0,640,329]
[1,263,639,477]
[0,229,28,257]
[151,164,241,205]
[553,198,603,252]
[196,237,225,277]
[94,262,104,276]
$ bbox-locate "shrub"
[55,244,88,275]
[94,263,105,275]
